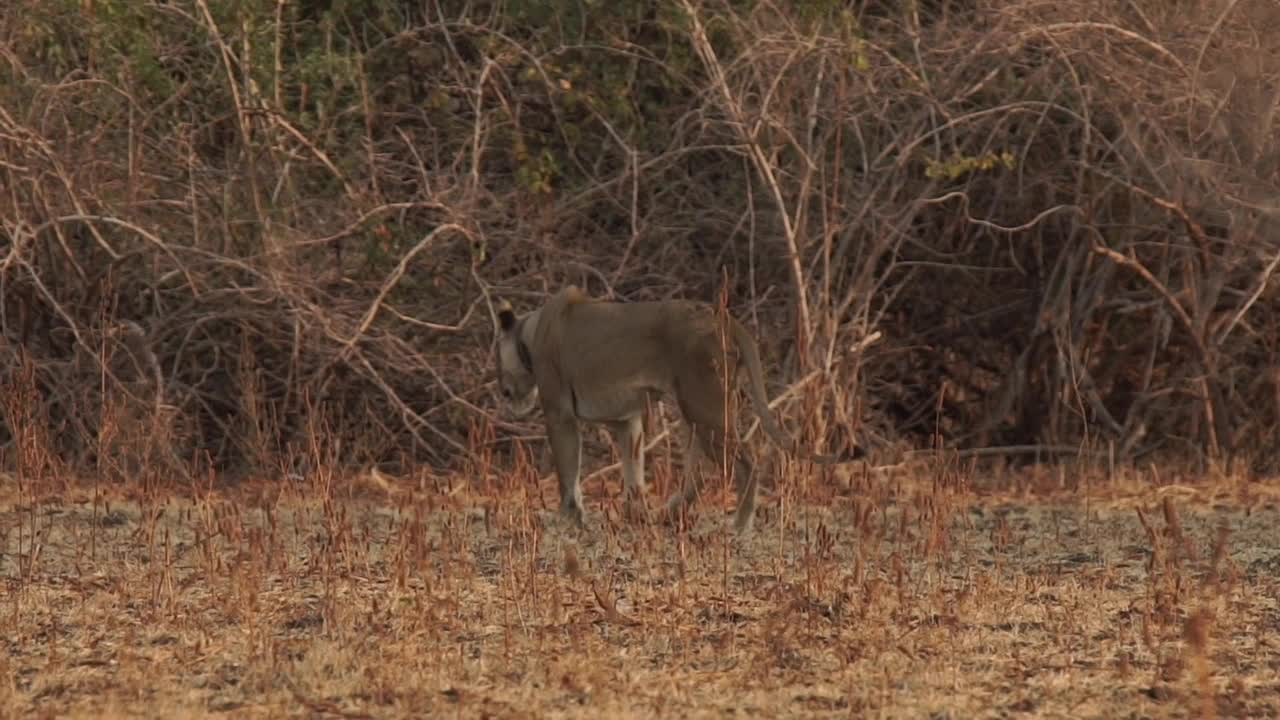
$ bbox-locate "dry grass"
[3,459,1279,719]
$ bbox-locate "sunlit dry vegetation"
[3,0,1280,716]
[5,426,1280,717]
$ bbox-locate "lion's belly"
[568,380,670,422]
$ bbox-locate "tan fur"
[494,286,853,534]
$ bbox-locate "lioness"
[494,286,852,534]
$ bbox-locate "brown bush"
[1,0,1278,479]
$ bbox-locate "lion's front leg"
[608,416,649,524]
[547,414,585,527]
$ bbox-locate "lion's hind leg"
[664,423,703,527]
[664,420,756,534]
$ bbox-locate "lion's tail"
[727,319,845,464]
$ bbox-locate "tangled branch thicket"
[2,0,1278,480]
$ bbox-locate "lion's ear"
[497,300,517,332]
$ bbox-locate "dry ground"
[2,461,1279,719]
